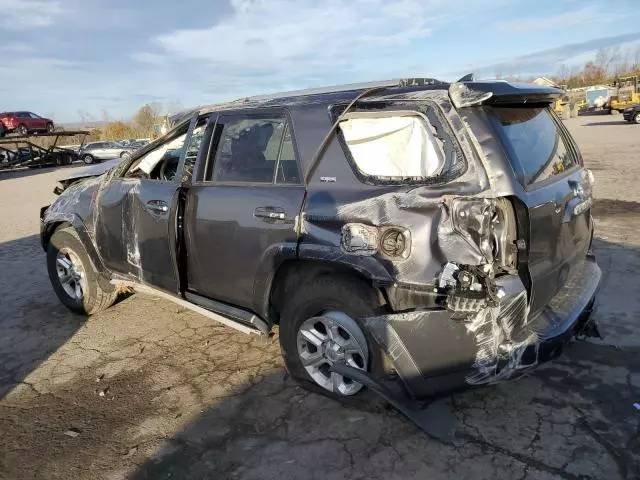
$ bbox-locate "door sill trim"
[111,280,265,336]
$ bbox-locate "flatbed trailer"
[0,131,89,170]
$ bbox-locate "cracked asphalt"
[1,114,639,480]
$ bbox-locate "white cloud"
[130,0,510,93]
[0,42,34,53]
[155,0,436,68]
[493,5,623,35]
[0,0,65,29]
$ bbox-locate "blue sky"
[1,0,639,122]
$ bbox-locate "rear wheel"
[0,124,5,138]
[120,151,131,160]
[279,275,384,403]
[634,113,640,124]
[83,154,94,164]
[47,227,117,315]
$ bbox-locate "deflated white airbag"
[339,112,444,177]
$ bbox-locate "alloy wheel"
[55,248,86,301]
[296,311,369,396]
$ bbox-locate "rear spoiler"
[450,81,563,109]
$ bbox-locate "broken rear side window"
[339,111,445,179]
[485,106,579,186]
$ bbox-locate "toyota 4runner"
[40,78,600,402]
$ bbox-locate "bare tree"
[77,109,95,126]
[556,64,570,82]
[615,47,631,76]
[633,45,640,71]
[165,100,184,115]
[100,109,111,123]
[595,46,619,76]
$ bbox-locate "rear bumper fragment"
[363,255,601,398]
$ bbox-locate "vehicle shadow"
[0,233,134,400]
[583,121,630,127]
[0,234,86,398]
[128,233,640,480]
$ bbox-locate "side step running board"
[112,280,266,336]
[185,291,270,334]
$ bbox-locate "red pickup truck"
[0,111,55,137]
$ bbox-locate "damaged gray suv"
[41,77,600,404]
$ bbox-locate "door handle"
[146,200,169,215]
[254,206,286,221]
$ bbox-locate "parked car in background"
[0,112,55,137]
[622,104,640,123]
[118,138,151,150]
[58,144,82,153]
[128,140,150,150]
[40,78,600,407]
[78,141,137,164]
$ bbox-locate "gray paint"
[40,80,599,398]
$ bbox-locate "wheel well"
[42,221,72,249]
[268,260,387,325]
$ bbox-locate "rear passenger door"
[184,111,305,311]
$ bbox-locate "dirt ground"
[1,114,639,480]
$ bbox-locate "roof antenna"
[457,73,474,82]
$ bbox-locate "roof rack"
[233,77,450,104]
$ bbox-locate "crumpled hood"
[58,158,122,184]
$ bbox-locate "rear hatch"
[482,105,593,314]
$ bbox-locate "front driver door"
[29,113,46,131]
[95,115,203,293]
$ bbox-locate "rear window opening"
[338,111,445,179]
[485,106,579,186]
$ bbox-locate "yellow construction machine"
[610,74,640,112]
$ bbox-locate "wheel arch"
[261,258,389,327]
[41,214,112,290]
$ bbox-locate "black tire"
[0,124,5,138]
[120,151,131,160]
[83,154,94,164]
[279,275,386,406]
[17,124,28,136]
[46,122,55,133]
[634,113,640,125]
[47,227,117,315]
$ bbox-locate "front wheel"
[46,123,55,133]
[120,151,131,160]
[634,113,640,124]
[278,275,384,401]
[17,124,28,136]
[47,227,117,315]
[83,154,95,164]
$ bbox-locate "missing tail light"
[449,197,518,271]
[490,198,518,270]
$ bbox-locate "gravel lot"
[1,114,639,480]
